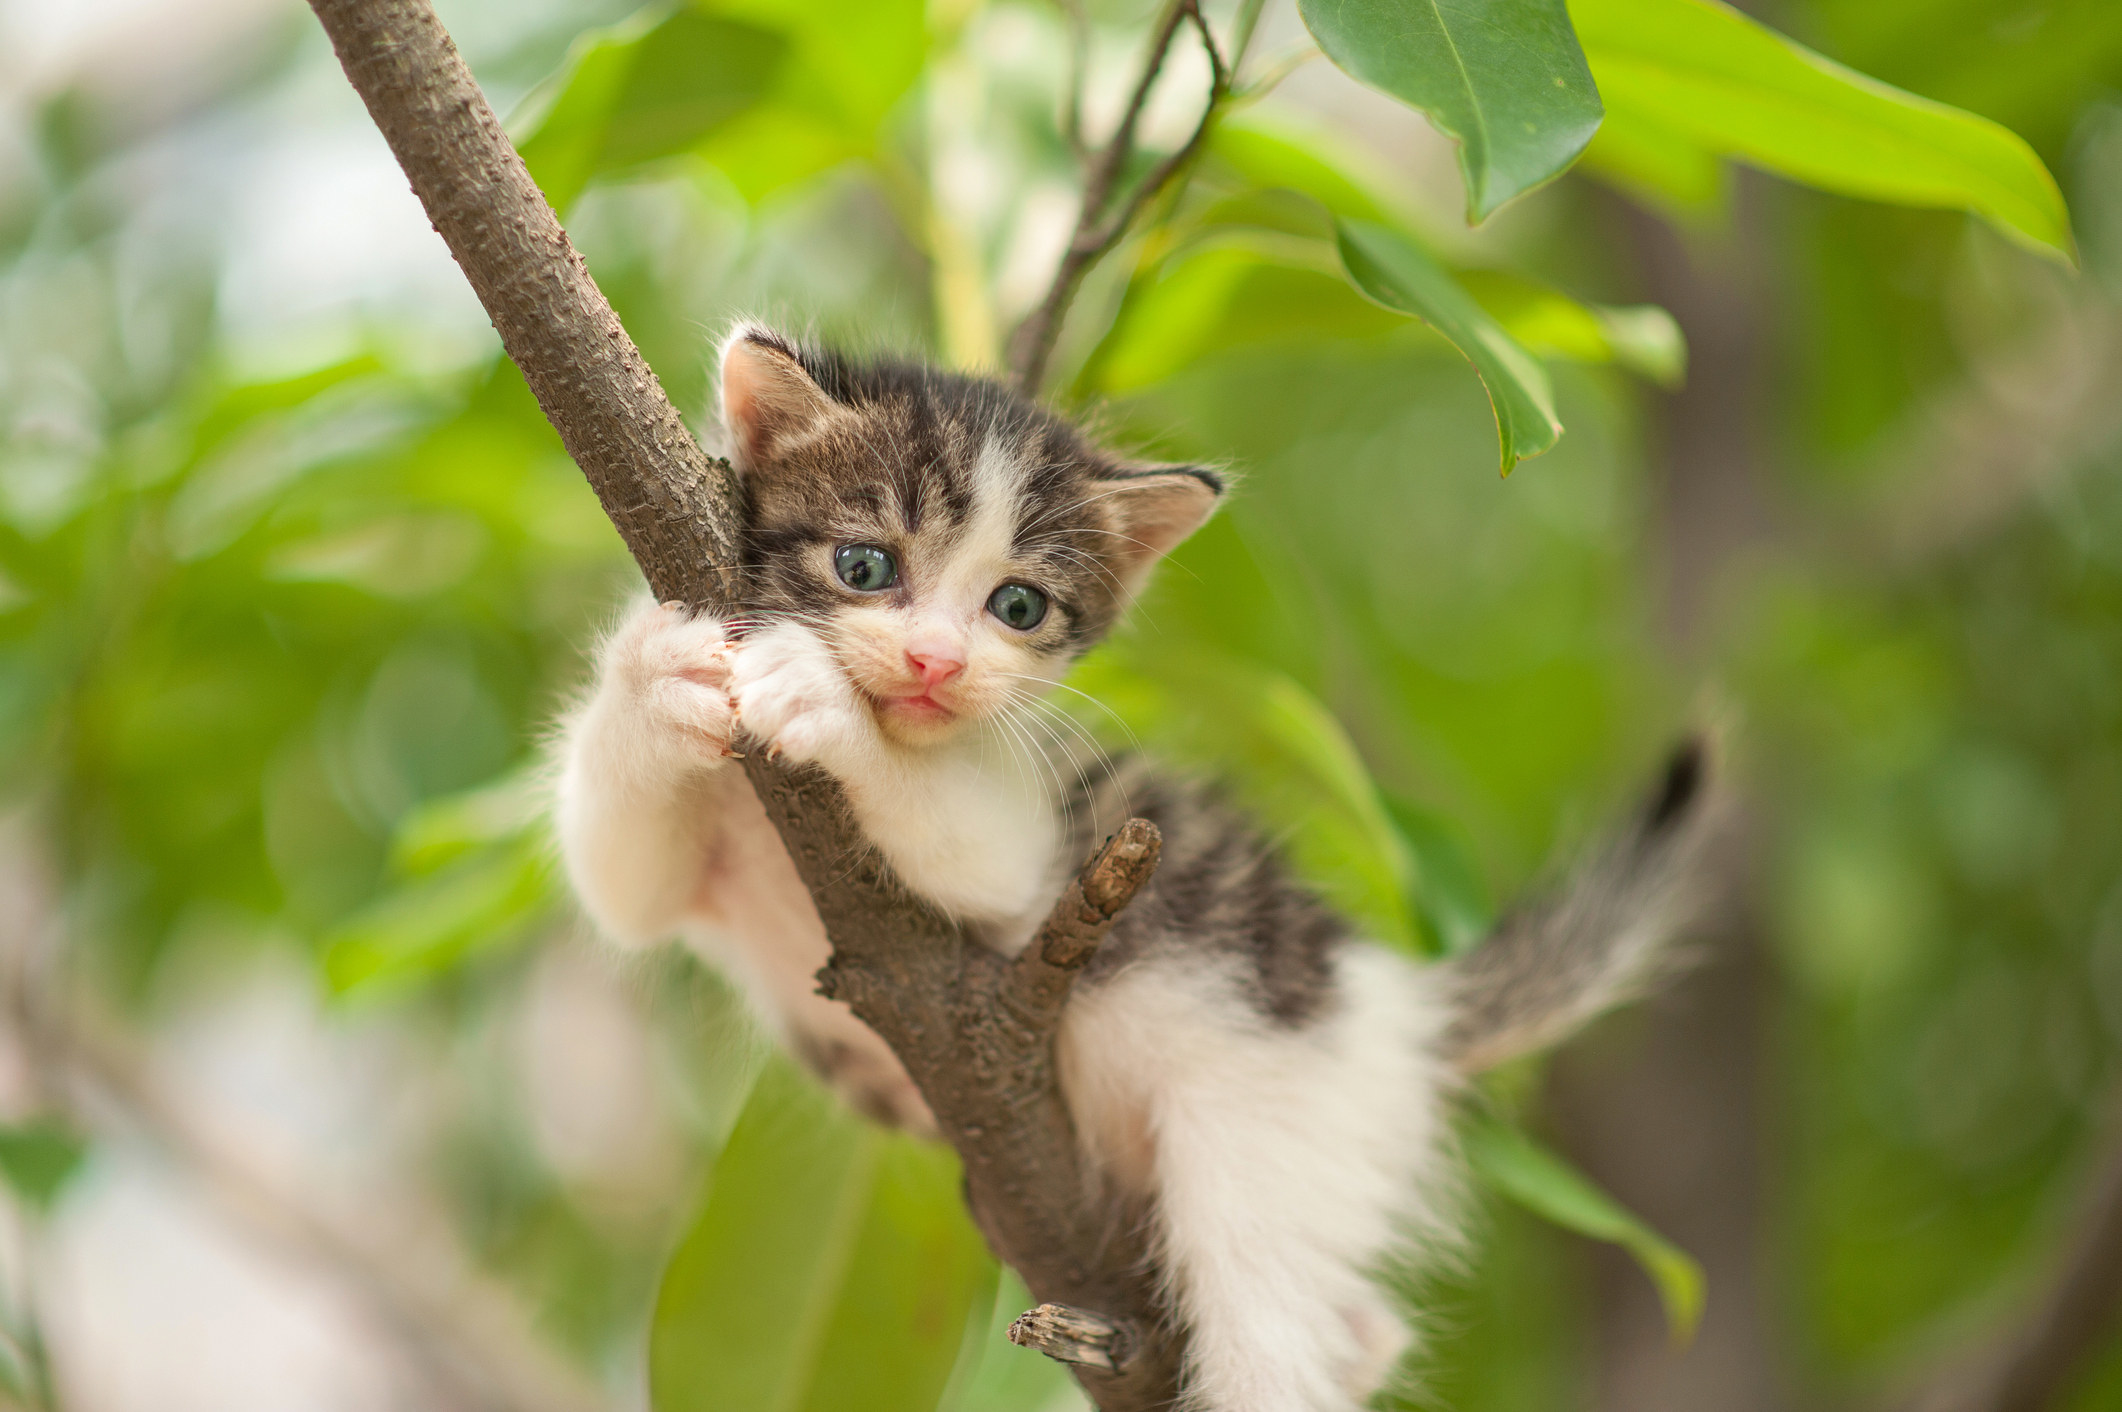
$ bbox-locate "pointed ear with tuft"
[1091,467,1224,597]
[719,324,835,471]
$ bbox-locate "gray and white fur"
[555,324,1715,1411]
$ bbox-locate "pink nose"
[906,646,964,690]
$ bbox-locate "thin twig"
[1054,0,1090,160]
[1008,0,1229,395]
[1010,1302,1132,1371]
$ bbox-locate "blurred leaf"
[1385,798,1495,957]
[649,1057,995,1412]
[689,0,930,203]
[1205,122,1400,227]
[1336,218,1562,473]
[1086,239,1401,393]
[1458,270,1686,386]
[515,6,790,211]
[1073,644,1430,954]
[1467,1114,1703,1342]
[1576,105,1728,218]
[0,1120,87,1214]
[1570,0,2075,263]
[388,768,550,877]
[1299,0,1604,222]
[937,1267,1076,1412]
[322,836,555,995]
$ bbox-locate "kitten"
[555,323,1713,1411]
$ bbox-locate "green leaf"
[0,1120,88,1214]
[514,6,789,211]
[687,0,930,203]
[1384,798,1495,957]
[1298,0,1603,222]
[1335,218,1562,473]
[1085,239,1402,394]
[1070,644,1431,954]
[387,768,548,877]
[650,1057,995,1412]
[322,837,555,995]
[1467,1114,1704,1342]
[1569,0,2074,263]
[1457,269,1686,386]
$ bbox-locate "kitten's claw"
[727,622,873,770]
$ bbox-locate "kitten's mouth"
[873,689,958,725]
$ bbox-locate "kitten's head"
[720,323,1220,747]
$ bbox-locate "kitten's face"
[721,325,1219,747]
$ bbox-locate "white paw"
[729,623,870,768]
[607,600,737,761]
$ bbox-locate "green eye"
[987,582,1049,631]
[833,544,897,592]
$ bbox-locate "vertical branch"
[301,2,1188,1406]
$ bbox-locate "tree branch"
[1007,0,1230,395]
[302,3,1185,1406]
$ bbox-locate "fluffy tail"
[1438,738,1720,1074]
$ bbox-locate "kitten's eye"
[833,544,897,592]
[987,583,1048,631]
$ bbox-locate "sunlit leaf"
[1457,270,1686,386]
[1466,1114,1704,1342]
[938,1267,1076,1412]
[388,768,549,877]
[1336,219,1562,473]
[322,837,555,995]
[1385,798,1495,957]
[1072,644,1430,954]
[514,7,789,211]
[1570,0,2074,262]
[650,1057,995,1412]
[688,0,930,203]
[1205,122,1400,228]
[0,1120,88,1214]
[1299,0,1604,222]
[1086,239,1399,393]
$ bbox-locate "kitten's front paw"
[607,600,738,762]
[729,624,872,769]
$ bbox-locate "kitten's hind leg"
[1060,947,1458,1412]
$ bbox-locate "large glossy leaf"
[650,1058,995,1412]
[1299,0,1603,222]
[1336,219,1562,473]
[514,7,789,211]
[1467,1115,1704,1341]
[1570,0,2073,262]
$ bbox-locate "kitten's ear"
[719,323,834,470]
[1092,467,1224,594]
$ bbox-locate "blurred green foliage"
[3,0,2122,1410]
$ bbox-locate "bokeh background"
[3,0,2122,1409]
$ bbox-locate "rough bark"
[302,2,1183,1406]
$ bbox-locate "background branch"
[1910,1107,2122,1412]
[1007,0,1231,395]
[301,2,1185,1407]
